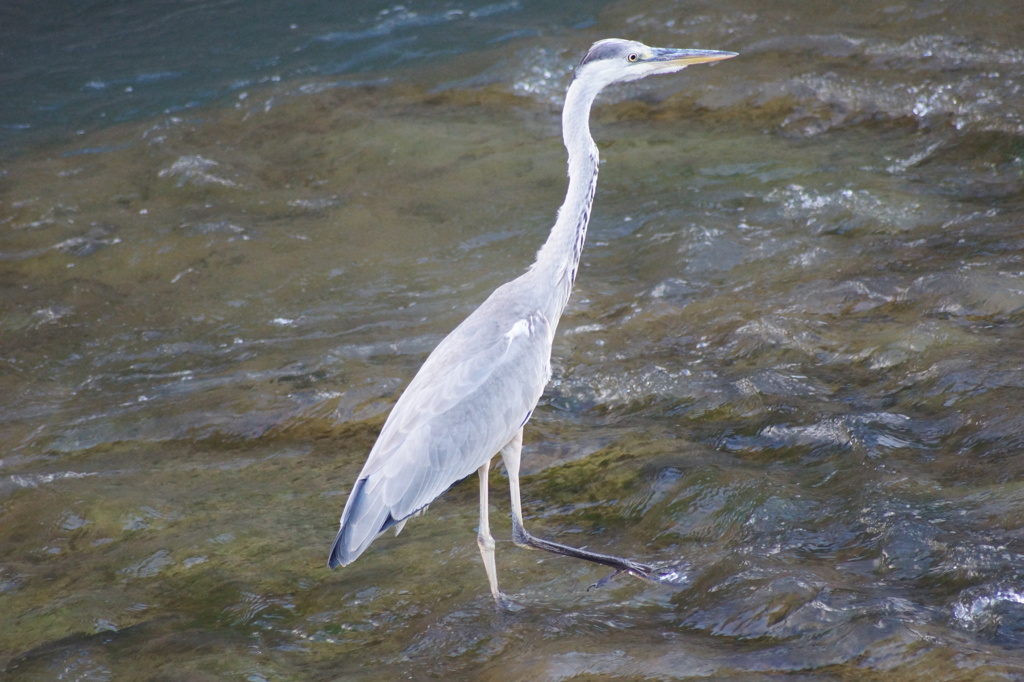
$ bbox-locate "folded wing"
[329,293,552,568]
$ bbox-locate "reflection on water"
[4,0,1024,678]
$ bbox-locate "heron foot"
[648,561,691,586]
[588,562,691,590]
[512,518,661,579]
[493,591,525,612]
[588,569,626,591]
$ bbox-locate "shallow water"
[4,0,1024,679]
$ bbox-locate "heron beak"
[647,48,738,67]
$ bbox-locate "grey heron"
[329,38,737,602]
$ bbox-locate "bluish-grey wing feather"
[329,297,552,568]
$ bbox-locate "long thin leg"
[476,459,502,601]
[499,428,658,582]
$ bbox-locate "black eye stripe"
[579,41,638,68]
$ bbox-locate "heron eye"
[627,53,639,62]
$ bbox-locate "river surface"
[3,0,1024,679]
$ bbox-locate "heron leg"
[500,428,657,582]
[476,459,502,602]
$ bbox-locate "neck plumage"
[530,76,602,323]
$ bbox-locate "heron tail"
[329,477,383,568]
[328,476,407,568]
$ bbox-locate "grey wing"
[329,304,552,567]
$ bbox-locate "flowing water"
[3,0,1024,679]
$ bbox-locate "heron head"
[575,39,736,88]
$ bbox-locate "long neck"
[531,77,602,323]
